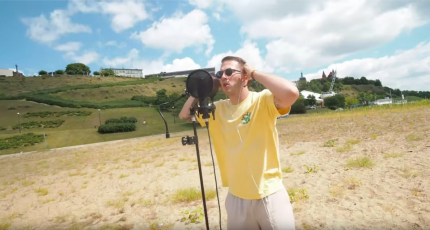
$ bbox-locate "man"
[179,56,299,230]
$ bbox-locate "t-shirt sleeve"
[260,89,291,118]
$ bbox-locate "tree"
[306,95,316,106]
[93,71,100,75]
[290,95,306,114]
[39,70,47,75]
[360,77,368,85]
[345,97,359,108]
[357,91,375,105]
[374,79,382,87]
[55,70,64,75]
[324,94,345,110]
[65,63,91,75]
[101,69,115,76]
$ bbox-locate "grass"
[52,77,186,103]
[291,150,306,156]
[171,187,216,203]
[0,75,138,96]
[384,152,404,159]
[0,100,193,155]
[34,187,49,196]
[346,156,374,169]
[287,188,309,203]
[282,166,294,173]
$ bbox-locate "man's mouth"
[223,83,230,87]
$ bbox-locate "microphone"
[186,69,219,120]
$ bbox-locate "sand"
[0,106,429,230]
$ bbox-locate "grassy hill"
[0,100,193,155]
[50,77,187,103]
[0,75,137,96]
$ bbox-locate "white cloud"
[188,0,214,9]
[102,0,148,33]
[207,40,274,73]
[64,51,100,65]
[304,42,430,91]
[21,9,91,44]
[102,48,201,75]
[131,9,214,56]
[216,0,430,72]
[68,0,149,33]
[54,42,82,52]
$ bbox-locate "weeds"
[406,134,424,141]
[291,150,305,156]
[180,206,204,224]
[398,167,419,179]
[384,153,404,159]
[303,164,319,173]
[282,166,294,173]
[34,187,49,196]
[172,187,216,203]
[323,139,337,147]
[336,143,353,153]
[346,156,374,169]
[287,188,309,203]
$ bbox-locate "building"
[372,98,392,105]
[0,68,24,77]
[99,68,143,78]
[0,68,14,77]
[145,67,215,78]
[300,90,324,103]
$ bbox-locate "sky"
[1,0,429,91]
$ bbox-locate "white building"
[0,68,14,77]
[373,98,392,105]
[300,90,324,103]
[100,68,143,78]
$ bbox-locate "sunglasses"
[215,68,241,79]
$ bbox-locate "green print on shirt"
[241,112,251,124]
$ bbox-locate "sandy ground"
[0,106,429,230]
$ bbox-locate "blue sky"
[1,0,429,91]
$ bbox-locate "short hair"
[221,56,246,66]
[221,56,252,87]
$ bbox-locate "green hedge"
[105,117,137,124]
[0,133,44,150]
[24,110,92,118]
[12,120,65,130]
[98,123,136,134]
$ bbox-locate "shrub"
[98,123,136,134]
[105,117,137,124]
[12,120,65,130]
[324,94,346,110]
[23,111,92,118]
[0,133,44,150]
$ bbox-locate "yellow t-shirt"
[195,89,291,200]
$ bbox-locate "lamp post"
[98,109,101,126]
[17,112,21,133]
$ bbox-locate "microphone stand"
[182,97,216,230]
[157,91,188,138]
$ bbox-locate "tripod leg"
[191,118,210,230]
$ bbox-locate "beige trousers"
[225,188,296,230]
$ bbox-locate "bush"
[290,96,306,114]
[12,120,65,130]
[324,94,346,110]
[105,117,137,124]
[23,111,92,118]
[0,133,44,150]
[98,123,136,134]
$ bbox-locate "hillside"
[0,75,137,96]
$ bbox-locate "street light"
[17,112,21,133]
[98,109,101,126]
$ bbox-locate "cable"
[205,120,222,230]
